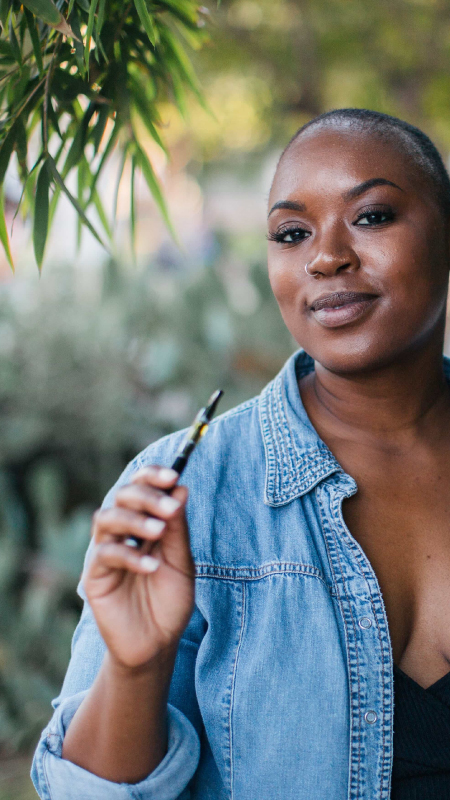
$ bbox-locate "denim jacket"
[32,347,426,800]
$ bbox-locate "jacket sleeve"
[31,452,204,800]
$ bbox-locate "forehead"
[270,127,428,204]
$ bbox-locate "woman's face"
[267,127,450,374]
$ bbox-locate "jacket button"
[359,617,372,629]
[364,710,378,724]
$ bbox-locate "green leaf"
[0,0,10,28]
[68,7,85,75]
[15,116,28,178]
[92,104,109,153]
[47,97,63,140]
[0,40,14,59]
[134,142,176,240]
[22,0,77,37]
[24,8,44,77]
[130,153,136,261]
[62,103,96,176]
[130,76,167,153]
[22,0,61,27]
[96,0,106,37]
[132,0,158,47]
[0,126,16,185]
[47,155,108,251]
[161,29,204,106]
[8,15,22,68]
[33,158,50,269]
[112,142,128,223]
[0,187,14,272]
[84,0,99,74]
[86,121,119,207]
[92,186,111,239]
[12,153,43,226]
[76,156,87,250]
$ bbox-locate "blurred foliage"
[0,0,208,270]
[170,0,450,167]
[0,238,294,761]
[4,0,450,794]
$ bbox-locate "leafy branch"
[0,0,208,270]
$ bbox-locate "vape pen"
[124,389,223,548]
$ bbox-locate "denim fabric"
[32,348,439,800]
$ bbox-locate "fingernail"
[159,468,178,482]
[159,496,181,513]
[144,518,165,535]
[134,466,157,479]
[140,555,160,572]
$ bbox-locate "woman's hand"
[83,466,195,670]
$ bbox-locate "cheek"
[268,257,303,308]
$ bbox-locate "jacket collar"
[260,350,450,507]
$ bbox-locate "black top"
[392,663,450,799]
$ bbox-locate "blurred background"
[3,0,450,795]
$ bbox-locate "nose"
[305,226,360,279]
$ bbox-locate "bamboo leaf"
[22,0,78,38]
[0,188,14,272]
[0,126,16,185]
[96,0,106,37]
[84,0,99,74]
[92,186,111,239]
[92,104,109,153]
[0,0,10,28]
[62,103,95,176]
[33,158,50,269]
[112,143,128,223]
[24,8,44,77]
[130,76,167,153]
[130,153,136,261]
[22,0,61,27]
[68,10,85,75]
[12,153,43,226]
[86,121,119,207]
[134,142,176,240]
[15,116,28,178]
[47,155,108,250]
[132,0,158,47]
[8,15,22,68]
[0,40,13,59]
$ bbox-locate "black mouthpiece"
[204,389,223,421]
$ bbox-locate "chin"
[297,332,405,376]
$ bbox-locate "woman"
[32,109,450,799]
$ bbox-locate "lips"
[310,291,379,328]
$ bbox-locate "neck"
[301,336,450,449]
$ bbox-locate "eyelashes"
[267,207,396,244]
[354,208,395,225]
[266,227,309,244]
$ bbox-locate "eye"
[267,226,310,244]
[355,208,394,226]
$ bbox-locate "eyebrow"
[343,177,404,201]
[268,178,404,218]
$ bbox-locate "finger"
[92,507,166,545]
[115,484,185,521]
[93,542,161,575]
[131,465,179,490]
